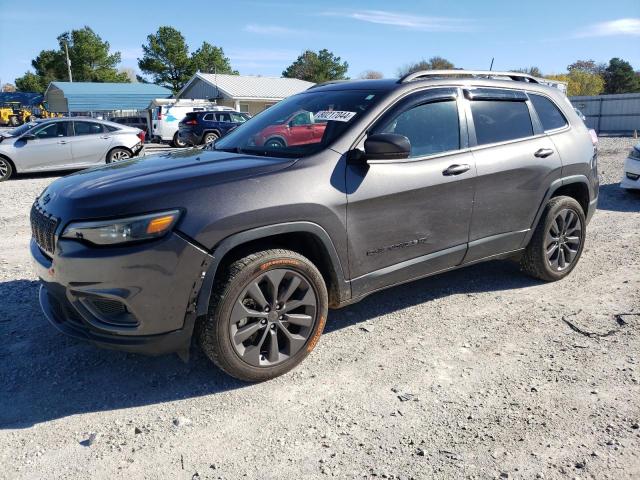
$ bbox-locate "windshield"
[213,90,384,157]
[4,121,40,137]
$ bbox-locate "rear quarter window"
[470,100,533,145]
[529,94,568,131]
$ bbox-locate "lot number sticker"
[315,111,357,122]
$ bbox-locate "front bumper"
[620,157,640,190]
[31,232,212,356]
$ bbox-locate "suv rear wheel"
[198,249,328,382]
[172,132,187,148]
[521,196,586,281]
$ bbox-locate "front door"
[346,89,476,296]
[287,111,315,145]
[70,121,113,166]
[14,121,73,171]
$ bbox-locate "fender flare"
[195,221,351,316]
[522,174,593,247]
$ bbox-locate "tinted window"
[529,94,567,131]
[203,113,215,121]
[34,122,69,139]
[379,100,460,157]
[74,121,104,136]
[216,113,232,122]
[230,113,248,123]
[105,125,120,132]
[471,100,533,145]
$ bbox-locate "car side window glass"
[74,122,104,136]
[105,125,119,132]
[34,123,68,139]
[378,100,460,158]
[290,111,313,126]
[217,113,231,122]
[470,100,533,145]
[529,94,568,131]
[203,113,214,121]
[230,113,247,123]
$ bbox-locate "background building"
[176,73,314,115]
[44,82,172,117]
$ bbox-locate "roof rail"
[398,69,544,84]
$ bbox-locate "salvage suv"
[31,70,599,381]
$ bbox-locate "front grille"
[30,203,59,255]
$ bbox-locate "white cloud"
[575,18,640,37]
[324,9,474,32]
[243,24,302,35]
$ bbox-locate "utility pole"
[489,57,494,71]
[64,40,73,82]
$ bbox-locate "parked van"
[148,99,234,147]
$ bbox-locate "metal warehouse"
[44,82,172,115]
[570,93,640,135]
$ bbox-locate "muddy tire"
[197,249,328,382]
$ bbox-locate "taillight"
[137,131,145,143]
[185,119,198,125]
[157,108,162,120]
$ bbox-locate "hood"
[38,149,296,220]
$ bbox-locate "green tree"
[604,58,640,94]
[191,41,237,75]
[567,59,606,76]
[139,27,193,92]
[546,71,604,96]
[397,56,454,77]
[60,27,129,82]
[14,27,128,92]
[282,49,349,83]
[15,72,46,92]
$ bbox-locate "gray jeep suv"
[31,70,598,381]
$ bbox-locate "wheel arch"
[264,135,287,147]
[195,222,351,315]
[523,175,592,247]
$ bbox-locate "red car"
[254,110,326,148]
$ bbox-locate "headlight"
[629,147,640,160]
[62,210,181,246]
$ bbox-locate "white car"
[0,118,144,181]
[621,142,640,190]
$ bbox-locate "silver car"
[0,118,145,181]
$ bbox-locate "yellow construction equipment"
[0,102,26,126]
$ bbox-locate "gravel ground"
[1,137,639,480]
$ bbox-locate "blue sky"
[0,0,638,85]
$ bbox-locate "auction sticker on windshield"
[314,111,357,122]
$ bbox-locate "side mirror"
[363,133,411,160]
[21,134,36,141]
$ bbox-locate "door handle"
[100,135,111,139]
[534,148,554,158]
[442,164,471,176]
[57,140,68,144]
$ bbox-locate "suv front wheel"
[198,249,328,382]
[521,196,586,281]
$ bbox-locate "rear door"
[286,111,315,145]
[70,121,113,166]
[14,121,73,171]
[464,88,562,262]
